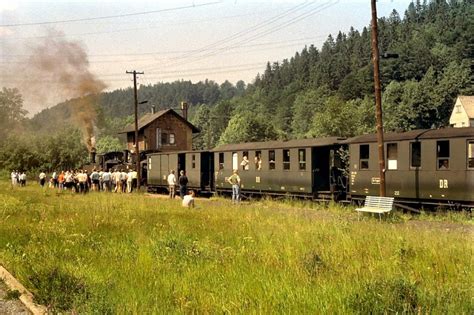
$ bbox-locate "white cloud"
[0,1,19,12]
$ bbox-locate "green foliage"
[0,128,88,172]
[0,87,27,140]
[95,135,124,153]
[308,96,375,137]
[348,278,420,313]
[218,112,277,145]
[5,289,21,300]
[29,267,86,312]
[291,87,331,138]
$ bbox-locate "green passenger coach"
[347,127,474,207]
[212,137,346,200]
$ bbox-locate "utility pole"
[370,0,386,196]
[126,70,144,191]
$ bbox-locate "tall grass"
[0,181,472,313]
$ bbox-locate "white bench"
[355,196,394,220]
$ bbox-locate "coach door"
[178,153,186,174]
[201,152,214,191]
[312,147,330,193]
[160,154,169,186]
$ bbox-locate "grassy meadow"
[0,180,472,314]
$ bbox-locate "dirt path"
[0,281,30,315]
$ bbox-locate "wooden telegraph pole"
[126,70,144,190]
[370,0,386,197]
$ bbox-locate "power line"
[146,1,337,72]
[142,1,314,70]
[0,8,284,41]
[1,35,326,59]
[146,1,335,71]
[0,1,222,27]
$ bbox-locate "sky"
[0,0,413,114]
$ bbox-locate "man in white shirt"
[130,169,138,192]
[114,169,122,193]
[102,170,111,192]
[182,190,195,208]
[11,171,18,186]
[39,171,46,187]
[127,169,134,193]
[167,170,177,199]
[19,172,27,186]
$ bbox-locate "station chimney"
[181,101,188,120]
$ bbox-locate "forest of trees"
[0,0,472,171]
[191,0,472,149]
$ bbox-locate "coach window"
[283,149,290,170]
[468,140,474,169]
[410,142,421,168]
[219,153,224,170]
[255,150,262,170]
[241,151,249,171]
[269,150,276,170]
[387,143,398,170]
[359,144,369,169]
[437,140,450,170]
[232,152,238,171]
[192,154,196,169]
[298,149,306,170]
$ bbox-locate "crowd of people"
[10,167,242,207]
[12,168,139,193]
[10,170,27,187]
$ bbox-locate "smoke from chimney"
[1,29,106,151]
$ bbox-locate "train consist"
[145,127,474,209]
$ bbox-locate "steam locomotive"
[145,127,474,209]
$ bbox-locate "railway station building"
[118,108,200,153]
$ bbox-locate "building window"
[192,154,196,169]
[437,140,450,170]
[283,149,290,170]
[410,142,421,168]
[161,132,168,145]
[456,105,461,113]
[219,153,224,170]
[468,141,474,169]
[359,144,369,169]
[241,151,249,171]
[269,150,276,170]
[298,149,306,170]
[255,150,262,170]
[169,133,175,145]
[387,143,398,170]
[156,128,161,148]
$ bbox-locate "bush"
[28,267,87,312]
[348,277,420,313]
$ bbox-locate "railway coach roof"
[345,127,474,144]
[212,137,345,151]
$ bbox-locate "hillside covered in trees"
[1,0,472,171]
[192,0,472,149]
